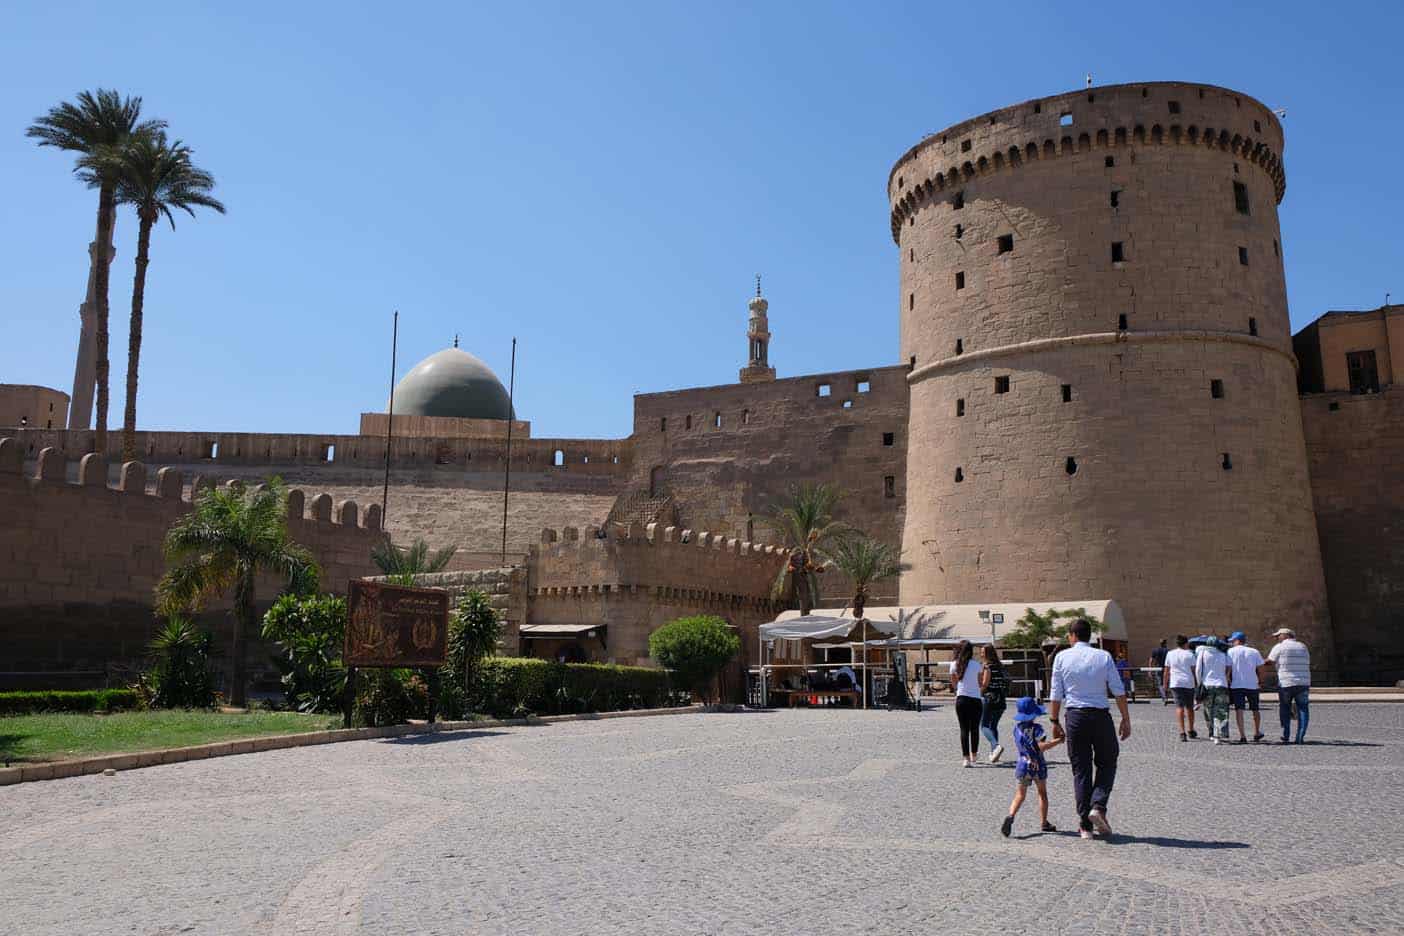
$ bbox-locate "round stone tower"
[889,81,1332,665]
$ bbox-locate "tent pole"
[861,618,868,710]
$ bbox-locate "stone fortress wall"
[626,364,909,603]
[0,438,386,687]
[529,522,786,667]
[889,82,1332,668]
[7,426,631,571]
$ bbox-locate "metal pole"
[382,310,399,522]
[501,337,517,565]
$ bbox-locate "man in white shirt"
[1194,637,1232,742]
[1226,631,1266,743]
[1161,634,1198,742]
[1049,619,1131,839]
[1266,627,1311,744]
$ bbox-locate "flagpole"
[501,337,517,565]
[382,310,398,522]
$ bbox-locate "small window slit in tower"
[1065,457,1078,475]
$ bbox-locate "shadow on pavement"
[379,730,510,746]
[1105,833,1251,849]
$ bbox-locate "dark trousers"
[1065,707,1119,824]
[1279,685,1310,741]
[955,696,983,757]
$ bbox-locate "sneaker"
[1001,816,1013,838]
[1079,828,1095,840]
[1236,737,1248,744]
[1253,733,1264,743]
[1179,732,1188,742]
[962,758,972,768]
[1041,821,1057,833]
[1212,737,1220,745]
[1089,808,1112,836]
[1188,730,1198,739]
[989,745,1004,764]
[1281,735,1290,744]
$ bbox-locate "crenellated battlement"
[529,520,787,605]
[0,438,382,532]
[0,427,632,477]
[888,81,1287,243]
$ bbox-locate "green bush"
[145,617,217,709]
[647,615,741,702]
[353,669,431,727]
[0,689,141,716]
[438,591,503,720]
[261,593,348,713]
[468,658,676,718]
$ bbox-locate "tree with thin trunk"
[80,133,224,461]
[156,478,319,707]
[826,535,905,620]
[765,482,850,615]
[26,90,165,451]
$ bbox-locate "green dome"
[391,347,513,420]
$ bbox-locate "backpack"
[983,665,1009,705]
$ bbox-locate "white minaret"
[739,274,775,383]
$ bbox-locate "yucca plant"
[146,616,216,709]
[371,538,458,586]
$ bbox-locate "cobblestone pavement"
[4,703,1403,935]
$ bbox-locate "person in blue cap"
[1227,631,1266,743]
[1000,696,1064,837]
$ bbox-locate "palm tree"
[371,539,458,585]
[156,478,319,707]
[826,535,905,620]
[80,133,224,461]
[26,90,165,450]
[765,482,850,615]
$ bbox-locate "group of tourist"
[1157,628,1312,744]
[950,622,1315,840]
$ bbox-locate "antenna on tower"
[1086,73,1093,89]
[453,333,459,348]
[755,273,762,297]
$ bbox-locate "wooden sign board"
[345,580,449,667]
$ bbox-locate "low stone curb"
[0,704,702,787]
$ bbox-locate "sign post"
[344,580,450,727]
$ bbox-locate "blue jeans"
[1279,685,1309,742]
[980,698,1005,748]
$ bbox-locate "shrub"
[354,668,430,727]
[261,593,348,713]
[145,617,217,709]
[438,590,503,720]
[468,658,676,718]
[648,615,741,702]
[1001,607,1105,649]
[0,689,140,716]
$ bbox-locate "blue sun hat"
[1013,696,1046,723]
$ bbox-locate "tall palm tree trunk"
[231,572,254,708]
[92,182,116,454]
[122,211,154,462]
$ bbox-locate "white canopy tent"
[758,601,1126,707]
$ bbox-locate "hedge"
[469,658,679,718]
[0,689,141,716]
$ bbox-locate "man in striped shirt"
[1266,627,1311,744]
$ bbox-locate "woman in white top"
[1195,636,1232,743]
[950,640,985,767]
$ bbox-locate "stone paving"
[3,702,1403,935]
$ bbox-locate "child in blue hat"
[1001,696,1064,837]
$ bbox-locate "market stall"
[753,615,898,708]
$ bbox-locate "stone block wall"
[1301,389,1404,683]
[528,523,787,667]
[628,364,909,600]
[0,438,386,687]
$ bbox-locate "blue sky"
[3,1,1401,439]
